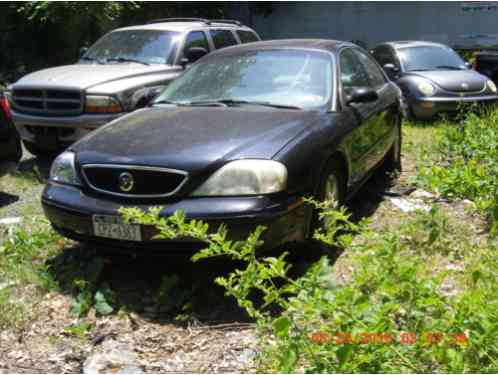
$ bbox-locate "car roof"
[114,21,255,34]
[207,39,353,56]
[378,40,450,50]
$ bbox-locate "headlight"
[487,80,497,93]
[192,160,287,196]
[85,95,122,113]
[417,81,436,97]
[49,151,82,186]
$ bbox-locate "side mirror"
[183,47,208,66]
[346,87,378,105]
[383,63,399,75]
[79,47,89,58]
[464,62,472,69]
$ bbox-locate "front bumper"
[410,94,498,120]
[11,110,122,145]
[42,182,308,253]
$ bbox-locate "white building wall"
[248,2,498,49]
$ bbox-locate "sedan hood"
[13,64,179,91]
[405,70,487,92]
[73,106,322,173]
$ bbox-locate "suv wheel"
[23,140,58,158]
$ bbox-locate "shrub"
[416,108,498,232]
[121,202,498,373]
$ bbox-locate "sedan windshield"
[155,50,333,110]
[398,46,467,72]
[82,30,180,65]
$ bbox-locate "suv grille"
[81,165,188,198]
[12,88,83,116]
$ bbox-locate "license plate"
[92,215,142,241]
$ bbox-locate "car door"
[339,47,388,185]
[353,48,399,170]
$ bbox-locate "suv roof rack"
[147,18,211,25]
[210,19,242,26]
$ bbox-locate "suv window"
[210,29,238,49]
[354,49,387,88]
[184,31,209,53]
[340,48,371,93]
[237,30,259,44]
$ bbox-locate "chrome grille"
[81,164,189,198]
[11,88,83,116]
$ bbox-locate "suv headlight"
[487,80,497,93]
[417,81,436,97]
[192,160,287,196]
[85,95,123,113]
[49,151,82,186]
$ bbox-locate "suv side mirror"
[79,47,89,58]
[346,87,378,105]
[181,47,209,68]
[464,62,472,69]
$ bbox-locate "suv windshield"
[82,30,180,65]
[398,46,466,72]
[155,49,333,110]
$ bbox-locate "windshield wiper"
[435,65,464,70]
[106,57,149,66]
[80,56,104,64]
[151,100,183,106]
[184,99,302,110]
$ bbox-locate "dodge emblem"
[118,172,134,192]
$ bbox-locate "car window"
[209,29,238,49]
[397,46,466,71]
[184,31,209,54]
[353,49,387,88]
[237,30,259,44]
[156,49,333,110]
[83,30,180,65]
[340,48,371,93]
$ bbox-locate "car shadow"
[0,192,19,208]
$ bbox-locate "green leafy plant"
[121,200,498,372]
[416,108,498,232]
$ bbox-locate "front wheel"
[307,160,346,256]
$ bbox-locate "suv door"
[339,48,386,184]
[209,29,239,50]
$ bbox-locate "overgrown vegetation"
[122,200,498,373]
[416,108,498,232]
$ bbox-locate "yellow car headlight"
[85,95,123,114]
[487,80,497,93]
[417,81,436,97]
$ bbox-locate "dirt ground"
[0,134,488,373]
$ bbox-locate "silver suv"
[7,18,260,156]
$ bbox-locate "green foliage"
[122,201,498,372]
[64,321,92,340]
[416,108,498,232]
[0,218,61,288]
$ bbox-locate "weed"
[416,108,498,232]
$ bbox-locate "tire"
[379,115,402,178]
[307,160,347,257]
[23,140,58,158]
